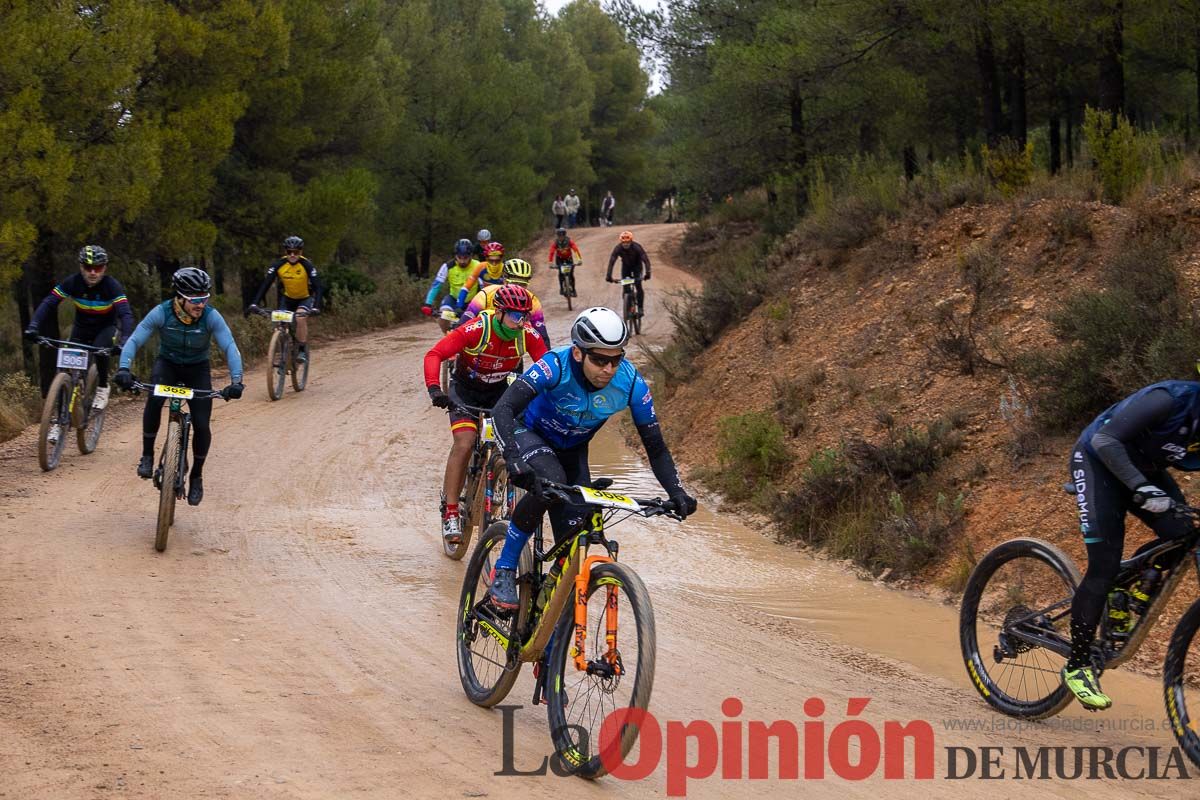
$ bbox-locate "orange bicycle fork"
[572,552,622,675]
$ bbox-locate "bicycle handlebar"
[537,478,682,520]
[128,380,229,401]
[36,337,114,356]
[249,306,316,319]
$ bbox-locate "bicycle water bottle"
[1128,565,1163,614]
[537,556,567,611]
[1106,589,1133,636]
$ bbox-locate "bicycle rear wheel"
[267,330,286,401]
[959,538,1079,719]
[155,420,181,552]
[38,372,72,471]
[77,365,104,454]
[457,521,530,706]
[546,561,656,779]
[291,338,309,392]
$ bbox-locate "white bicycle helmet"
[571,307,629,350]
[476,228,491,243]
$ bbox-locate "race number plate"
[154,384,194,400]
[618,277,636,286]
[579,486,641,511]
[560,264,574,273]
[440,308,459,322]
[55,348,89,370]
[479,417,496,443]
[271,310,295,323]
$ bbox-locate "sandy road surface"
[0,224,1192,798]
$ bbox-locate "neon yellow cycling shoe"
[1062,666,1112,711]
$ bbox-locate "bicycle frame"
[1002,525,1200,669]
[477,485,673,668]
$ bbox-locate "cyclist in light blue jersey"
[113,268,244,506]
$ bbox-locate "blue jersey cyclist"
[113,268,245,507]
[488,306,698,610]
[1062,379,1200,710]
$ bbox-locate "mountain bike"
[440,391,522,561]
[555,260,578,310]
[617,277,641,336]
[130,381,228,552]
[34,337,111,471]
[960,489,1200,769]
[251,306,314,400]
[456,479,681,779]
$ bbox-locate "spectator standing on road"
[564,189,581,228]
[600,191,616,226]
[552,195,566,228]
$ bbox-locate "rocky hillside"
[658,185,1200,671]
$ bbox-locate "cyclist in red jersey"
[547,227,582,298]
[424,285,548,543]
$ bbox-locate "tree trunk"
[1098,0,1124,117]
[32,232,60,395]
[1049,112,1062,174]
[789,82,808,212]
[14,271,35,380]
[420,166,434,277]
[903,145,918,181]
[974,19,1003,145]
[1065,94,1075,167]
[1007,28,1027,146]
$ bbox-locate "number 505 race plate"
[154,384,194,399]
[579,486,640,511]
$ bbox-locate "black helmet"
[555,227,567,237]
[172,267,212,297]
[283,235,304,251]
[454,238,473,256]
[78,245,108,266]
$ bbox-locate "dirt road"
[0,225,1190,798]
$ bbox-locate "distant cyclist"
[605,230,651,316]
[24,245,134,415]
[547,228,582,298]
[457,241,507,308]
[247,236,322,363]
[422,239,481,332]
[473,228,493,261]
[114,268,243,506]
[423,285,548,544]
[600,191,616,226]
[457,258,550,345]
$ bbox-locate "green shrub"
[772,366,825,436]
[1082,107,1173,203]
[666,248,765,359]
[322,264,377,301]
[773,416,966,575]
[710,411,789,503]
[0,372,40,440]
[1020,228,1200,431]
[981,138,1036,197]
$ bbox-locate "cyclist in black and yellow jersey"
[247,236,323,363]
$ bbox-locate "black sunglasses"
[584,351,625,369]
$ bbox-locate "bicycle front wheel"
[77,365,104,454]
[267,330,286,401]
[960,538,1079,719]
[38,372,72,471]
[546,561,656,780]
[1162,598,1200,770]
[155,420,181,552]
[457,521,529,706]
[291,340,309,392]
